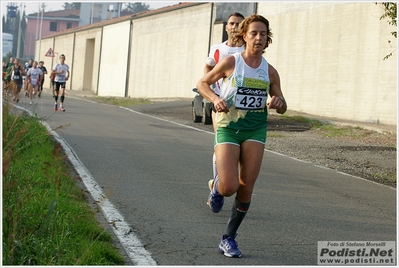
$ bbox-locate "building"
[25,3,132,61]
[2,33,13,56]
[79,2,124,26]
[25,9,80,60]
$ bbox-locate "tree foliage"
[16,10,27,60]
[63,2,81,10]
[377,2,397,60]
[123,2,150,14]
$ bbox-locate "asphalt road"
[12,93,396,266]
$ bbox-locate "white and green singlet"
[216,52,270,130]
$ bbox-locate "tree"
[2,15,7,33]
[63,2,81,10]
[123,3,150,14]
[376,2,397,60]
[4,12,20,58]
[18,10,27,60]
[3,52,13,63]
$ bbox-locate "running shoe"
[25,91,28,97]
[38,92,41,98]
[29,101,32,105]
[207,176,224,213]
[218,234,242,258]
[54,103,58,111]
[60,106,65,112]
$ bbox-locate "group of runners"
[2,12,286,260]
[2,54,70,112]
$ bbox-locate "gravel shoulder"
[133,100,397,188]
[266,113,396,187]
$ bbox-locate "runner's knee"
[217,179,239,197]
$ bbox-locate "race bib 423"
[235,87,267,110]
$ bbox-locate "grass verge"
[280,114,326,128]
[2,103,126,265]
[280,114,396,147]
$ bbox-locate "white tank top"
[216,52,270,130]
[207,41,244,95]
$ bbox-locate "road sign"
[45,48,55,57]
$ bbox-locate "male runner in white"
[52,54,70,112]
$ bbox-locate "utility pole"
[16,3,25,59]
[35,2,40,40]
[38,3,44,62]
[90,3,94,24]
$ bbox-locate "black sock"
[225,197,250,237]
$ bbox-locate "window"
[50,22,58,31]
[67,22,72,29]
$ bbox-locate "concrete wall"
[98,21,131,96]
[35,37,56,88]
[35,34,75,89]
[211,22,224,46]
[127,3,212,99]
[73,28,102,92]
[257,2,397,125]
[36,2,397,126]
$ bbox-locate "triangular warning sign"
[45,48,55,57]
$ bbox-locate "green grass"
[314,124,347,137]
[267,132,285,138]
[373,171,397,185]
[89,96,151,106]
[280,114,326,128]
[2,104,126,265]
[280,114,379,139]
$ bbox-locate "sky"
[1,1,181,17]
